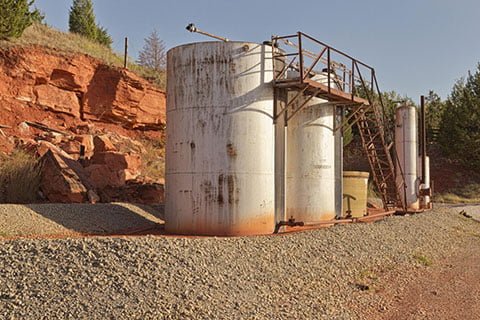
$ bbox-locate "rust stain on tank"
[227,175,239,205]
[226,143,237,157]
[200,180,214,202]
[217,174,224,205]
[207,213,275,236]
[190,141,196,161]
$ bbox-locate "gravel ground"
[0,203,163,237]
[0,205,478,319]
[454,204,480,222]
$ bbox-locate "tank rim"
[167,41,272,53]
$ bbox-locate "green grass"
[0,150,42,204]
[413,253,433,267]
[435,183,480,204]
[0,23,166,89]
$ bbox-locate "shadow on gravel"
[26,203,165,236]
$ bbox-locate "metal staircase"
[354,102,403,210]
[271,32,405,211]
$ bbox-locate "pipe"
[420,95,427,184]
[186,23,229,42]
[274,218,304,234]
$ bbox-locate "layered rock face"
[0,46,166,129]
[83,66,166,129]
[0,46,166,204]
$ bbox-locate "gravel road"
[0,205,478,319]
[0,203,163,237]
[455,204,480,222]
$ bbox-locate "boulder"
[37,140,74,159]
[59,139,81,156]
[85,151,142,189]
[91,151,141,171]
[34,84,81,117]
[84,164,125,189]
[40,150,88,203]
[93,135,116,153]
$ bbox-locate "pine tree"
[0,0,38,39]
[96,25,112,47]
[137,30,167,71]
[69,0,97,40]
[68,0,112,47]
[424,90,445,149]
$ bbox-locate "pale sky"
[35,0,480,101]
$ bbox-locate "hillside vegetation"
[0,23,166,89]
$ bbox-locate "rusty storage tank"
[165,41,276,236]
[395,104,420,210]
[286,72,337,223]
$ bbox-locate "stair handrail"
[272,32,376,103]
[272,31,408,211]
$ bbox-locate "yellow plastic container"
[342,171,369,218]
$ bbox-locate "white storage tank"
[165,42,276,236]
[395,104,420,210]
[286,73,337,223]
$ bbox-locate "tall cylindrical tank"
[165,42,276,236]
[395,104,419,210]
[286,73,336,222]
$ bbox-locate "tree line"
[350,64,480,171]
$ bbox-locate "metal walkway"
[271,32,405,211]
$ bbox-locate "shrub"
[0,150,41,203]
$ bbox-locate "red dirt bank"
[0,46,166,154]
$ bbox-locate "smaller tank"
[342,171,369,218]
[286,71,337,223]
[395,104,419,211]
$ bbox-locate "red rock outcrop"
[0,46,166,129]
[0,46,166,204]
[83,67,166,129]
